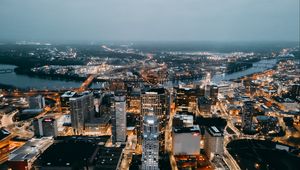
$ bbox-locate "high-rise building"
[70,91,94,135]
[197,96,212,115]
[33,116,58,137]
[172,115,201,155]
[141,91,163,117]
[60,91,76,107]
[140,88,170,152]
[142,115,159,170]
[111,92,127,144]
[210,85,219,103]
[139,91,162,144]
[291,84,300,98]
[204,126,224,160]
[28,95,45,109]
[242,101,255,132]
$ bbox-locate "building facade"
[70,91,94,135]
[204,126,224,160]
[112,92,127,144]
[33,116,58,137]
[142,115,159,170]
[28,95,45,109]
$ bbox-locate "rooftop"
[61,91,76,98]
[173,125,200,134]
[207,126,223,137]
[9,137,54,162]
[33,136,122,169]
[0,128,11,141]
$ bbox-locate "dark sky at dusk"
[0,0,299,43]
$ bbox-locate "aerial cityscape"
[0,0,299,170]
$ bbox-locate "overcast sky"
[0,0,299,43]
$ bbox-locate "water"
[0,58,277,90]
[0,64,84,90]
[212,59,277,83]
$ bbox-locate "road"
[120,134,137,170]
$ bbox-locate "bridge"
[0,69,13,74]
[78,74,96,92]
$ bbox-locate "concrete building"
[172,115,200,155]
[8,137,54,170]
[142,115,159,170]
[210,85,219,103]
[291,84,300,98]
[204,126,224,160]
[141,91,163,117]
[0,128,12,164]
[198,96,212,115]
[140,88,170,152]
[33,116,58,137]
[172,126,201,155]
[28,95,45,109]
[60,91,76,107]
[70,91,94,135]
[32,136,123,170]
[139,91,162,145]
[242,101,255,132]
[111,92,127,144]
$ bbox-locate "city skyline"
[0,1,299,170]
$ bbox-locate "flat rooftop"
[173,125,200,134]
[9,137,54,162]
[34,136,123,170]
[207,126,223,137]
[61,91,76,98]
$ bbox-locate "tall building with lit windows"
[142,115,159,170]
[28,95,45,109]
[111,91,127,144]
[70,91,94,135]
[33,116,58,137]
[139,88,170,152]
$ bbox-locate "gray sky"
[0,0,299,42]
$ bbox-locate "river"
[0,64,103,90]
[0,58,278,90]
[212,58,278,83]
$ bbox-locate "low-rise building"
[8,137,54,170]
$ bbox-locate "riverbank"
[0,64,82,90]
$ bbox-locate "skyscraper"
[242,101,255,132]
[141,91,163,117]
[204,126,224,160]
[111,92,127,144]
[70,91,94,135]
[139,91,161,144]
[142,115,159,170]
[140,88,170,152]
[28,95,45,109]
[33,116,58,137]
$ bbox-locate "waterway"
[212,59,278,83]
[0,58,278,90]
[0,64,103,90]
